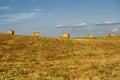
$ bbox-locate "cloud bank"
[95,21,120,26]
[0,8,42,23]
[56,21,120,29]
[0,12,38,22]
[56,23,87,28]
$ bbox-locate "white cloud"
[0,8,56,24]
[55,24,73,28]
[56,23,87,28]
[0,6,10,10]
[73,23,87,26]
[33,9,43,12]
[0,11,41,23]
[56,24,68,28]
[95,21,120,26]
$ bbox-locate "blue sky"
[0,0,120,37]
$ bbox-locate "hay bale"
[88,34,93,39]
[108,33,115,38]
[7,30,14,35]
[33,32,40,37]
[60,33,70,39]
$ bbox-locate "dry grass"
[0,33,120,80]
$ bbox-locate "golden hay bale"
[88,34,93,39]
[33,32,40,37]
[7,30,14,35]
[108,33,115,38]
[60,33,70,39]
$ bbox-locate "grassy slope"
[0,33,120,80]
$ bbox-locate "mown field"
[0,33,120,80]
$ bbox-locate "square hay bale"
[88,34,93,39]
[60,33,70,39]
[33,32,40,37]
[7,30,14,35]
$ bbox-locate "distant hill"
[0,33,120,80]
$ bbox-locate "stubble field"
[0,33,120,80]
